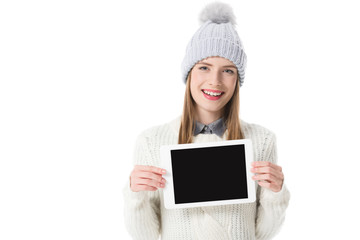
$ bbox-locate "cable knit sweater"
[123,116,290,240]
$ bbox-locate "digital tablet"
[160,139,255,209]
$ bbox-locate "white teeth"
[203,90,222,96]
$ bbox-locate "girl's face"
[190,56,238,120]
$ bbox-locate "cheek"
[227,79,237,94]
[190,81,196,97]
[190,70,205,85]
[190,74,202,94]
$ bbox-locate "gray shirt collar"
[193,117,227,137]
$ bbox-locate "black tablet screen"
[170,144,248,204]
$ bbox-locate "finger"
[135,184,158,192]
[251,161,272,167]
[252,173,279,183]
[252,169,284,180]
[130,178,158,192]
[250,166,276,175]
[251,167,284,182]
[258,181,282,192]
[135,165,166,175]
[252,161,282,172]
[252,174,282,187]
[137,178,166,188]
[138,171,164,183]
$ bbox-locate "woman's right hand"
[130,165,167,192]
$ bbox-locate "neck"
[194,107,224,125]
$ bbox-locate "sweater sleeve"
[255,132,290,240]
[122,133,161,240]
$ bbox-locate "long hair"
[178,70,244,144]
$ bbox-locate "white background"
[1,0,359,239]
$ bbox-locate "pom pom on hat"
[199,2,236,25]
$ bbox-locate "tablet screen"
[170,144,248,204]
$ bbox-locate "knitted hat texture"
[181,2,247,86]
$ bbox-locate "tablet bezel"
[160,139,255,209]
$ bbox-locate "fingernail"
[161,178,166,183]
[162,170,166,174]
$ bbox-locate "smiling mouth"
[201,89,225,97]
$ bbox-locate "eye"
[224,69,235,74]
[199,66,208,71]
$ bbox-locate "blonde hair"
[178,70,244,144]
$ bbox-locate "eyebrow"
[197,62,237,69]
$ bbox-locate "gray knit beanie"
[181,2,247,87]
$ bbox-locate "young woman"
[123,2,290,240]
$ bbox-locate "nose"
[208,70,222,86]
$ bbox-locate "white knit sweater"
[123,116,290,240]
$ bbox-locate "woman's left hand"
[251,161,284,192]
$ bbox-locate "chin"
[201,104,225,114]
